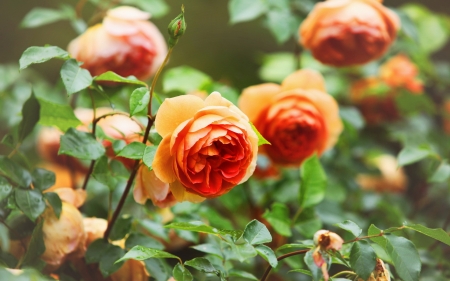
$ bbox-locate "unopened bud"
[168,5,186,47]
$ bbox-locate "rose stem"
[260,249,309,281]
[81,91,97,190]
[103,46,174,240]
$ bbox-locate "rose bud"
[239,69,342,166]
[153,92,259,202]
[300,0,400,67]
[379,54,423,94]
[349,77,399,125]
[356,154,407,193]
[134,165,177,208]
[168,5,187,47]
[313,230,344,251]
[68,6,167,80]
[40,202,86,267]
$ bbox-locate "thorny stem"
[343,226,405,244]
[260,249,309,281]
[103,45,174,240]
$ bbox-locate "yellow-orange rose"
[153,92,259,201]
[300,0,400,67]
[40,202,86,267]
[239,69,342,166]
[68,6,167,80]
[134,165,176,208]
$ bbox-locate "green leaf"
[335,220,362,238]
[143,146,158,169]
[125,233,164,250]
[405,223,450,246]
[368,224,387,249]
[255,244,278,268]
[37,98,82,132]
[350,240,377,280]
[121,0,169,18]
[94,71,147,86]
[428,161,450,183]
[259,53,297,83]
[250,122,271,146]
[1,134,15,148]
[229,0,268,24]
[163,66,212,93]
[0,176,13,201]
[21,220,45,266]
[129,87,150,116]
[32,168,55,191]
[398,145,433,166]
[262,203,292,237]
[242,219,272,245]
[44,192,62,219]
[19,46,70,70]
[277,242,314,251]
[85,239,111,264]
[265,10,299,44]
[117,142,146,160]
[385,235,421,281]
[116,246,181,264]
[229,269,258,280]
[185,257,218,274]
[145,259,172,281]
[304,250,323,281]
[109,215,133,241]
[173,263,193,281]
[59,128,105,160]
[15,189,46,222]
[60,59,93,95]
[395,91,436,115]
[229,241,257,262]
[18,92,40,142]
[339,106,365,130]
[21,8,70,28]
[0,157,32,187]
[299,155,327,209]
[191,243,223,259]
[164,221,241,239]
[139,219,169,241]
[99,245,126,277]
[289,269,312,276]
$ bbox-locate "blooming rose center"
[174,122,252,197]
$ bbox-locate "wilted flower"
[300,0,400,67]
[68,6,167,80]
[41,202,86,267]
[356,154,407,193]
[313,230,344,251]
[379,54,423,94]
[358,259,391,281]
[133,165,177,208]
[238,69,342,166]
[153,92,259,202]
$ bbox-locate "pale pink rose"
[134,165,177,208]
[68,6,167,80]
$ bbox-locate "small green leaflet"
[116,246,181,264]
[60,59,93,95]
[59,128,105,160]
[299,155,327,209]
[19,46,70,70]
[335,220,362,238]
[349,240,376,280]
[242,219,272,245]
[250,122,270,146]
[94,71,147,86]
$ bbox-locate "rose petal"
[238,83,280,122]
[153,136,177,183]
[281,69,327,92]
[155,95,205,137]
[169,180,205,203]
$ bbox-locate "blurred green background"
[1,0,448,90]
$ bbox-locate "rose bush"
[152,92,259,201]
[68,6,167,80]
[239,69,342,166]
[300,0,400,66]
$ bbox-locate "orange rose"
[239,69,342,166]
[68,6,167,80]
[350,77,399,125]
[41,202,86,267]
[133,165,177,208]
[379,54,423,94]
[153,92,259,201]
[300,0,400,67]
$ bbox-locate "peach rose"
[356,154,407,193]
[41,202,86,267]
[239,69,342,166]
[83,217,108,247]
[153,92,259,201]
[44,187,87,208]
[300,0,400,67]
[68,6,167,80]
[379,54,423,94]
[134,165,177,208]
